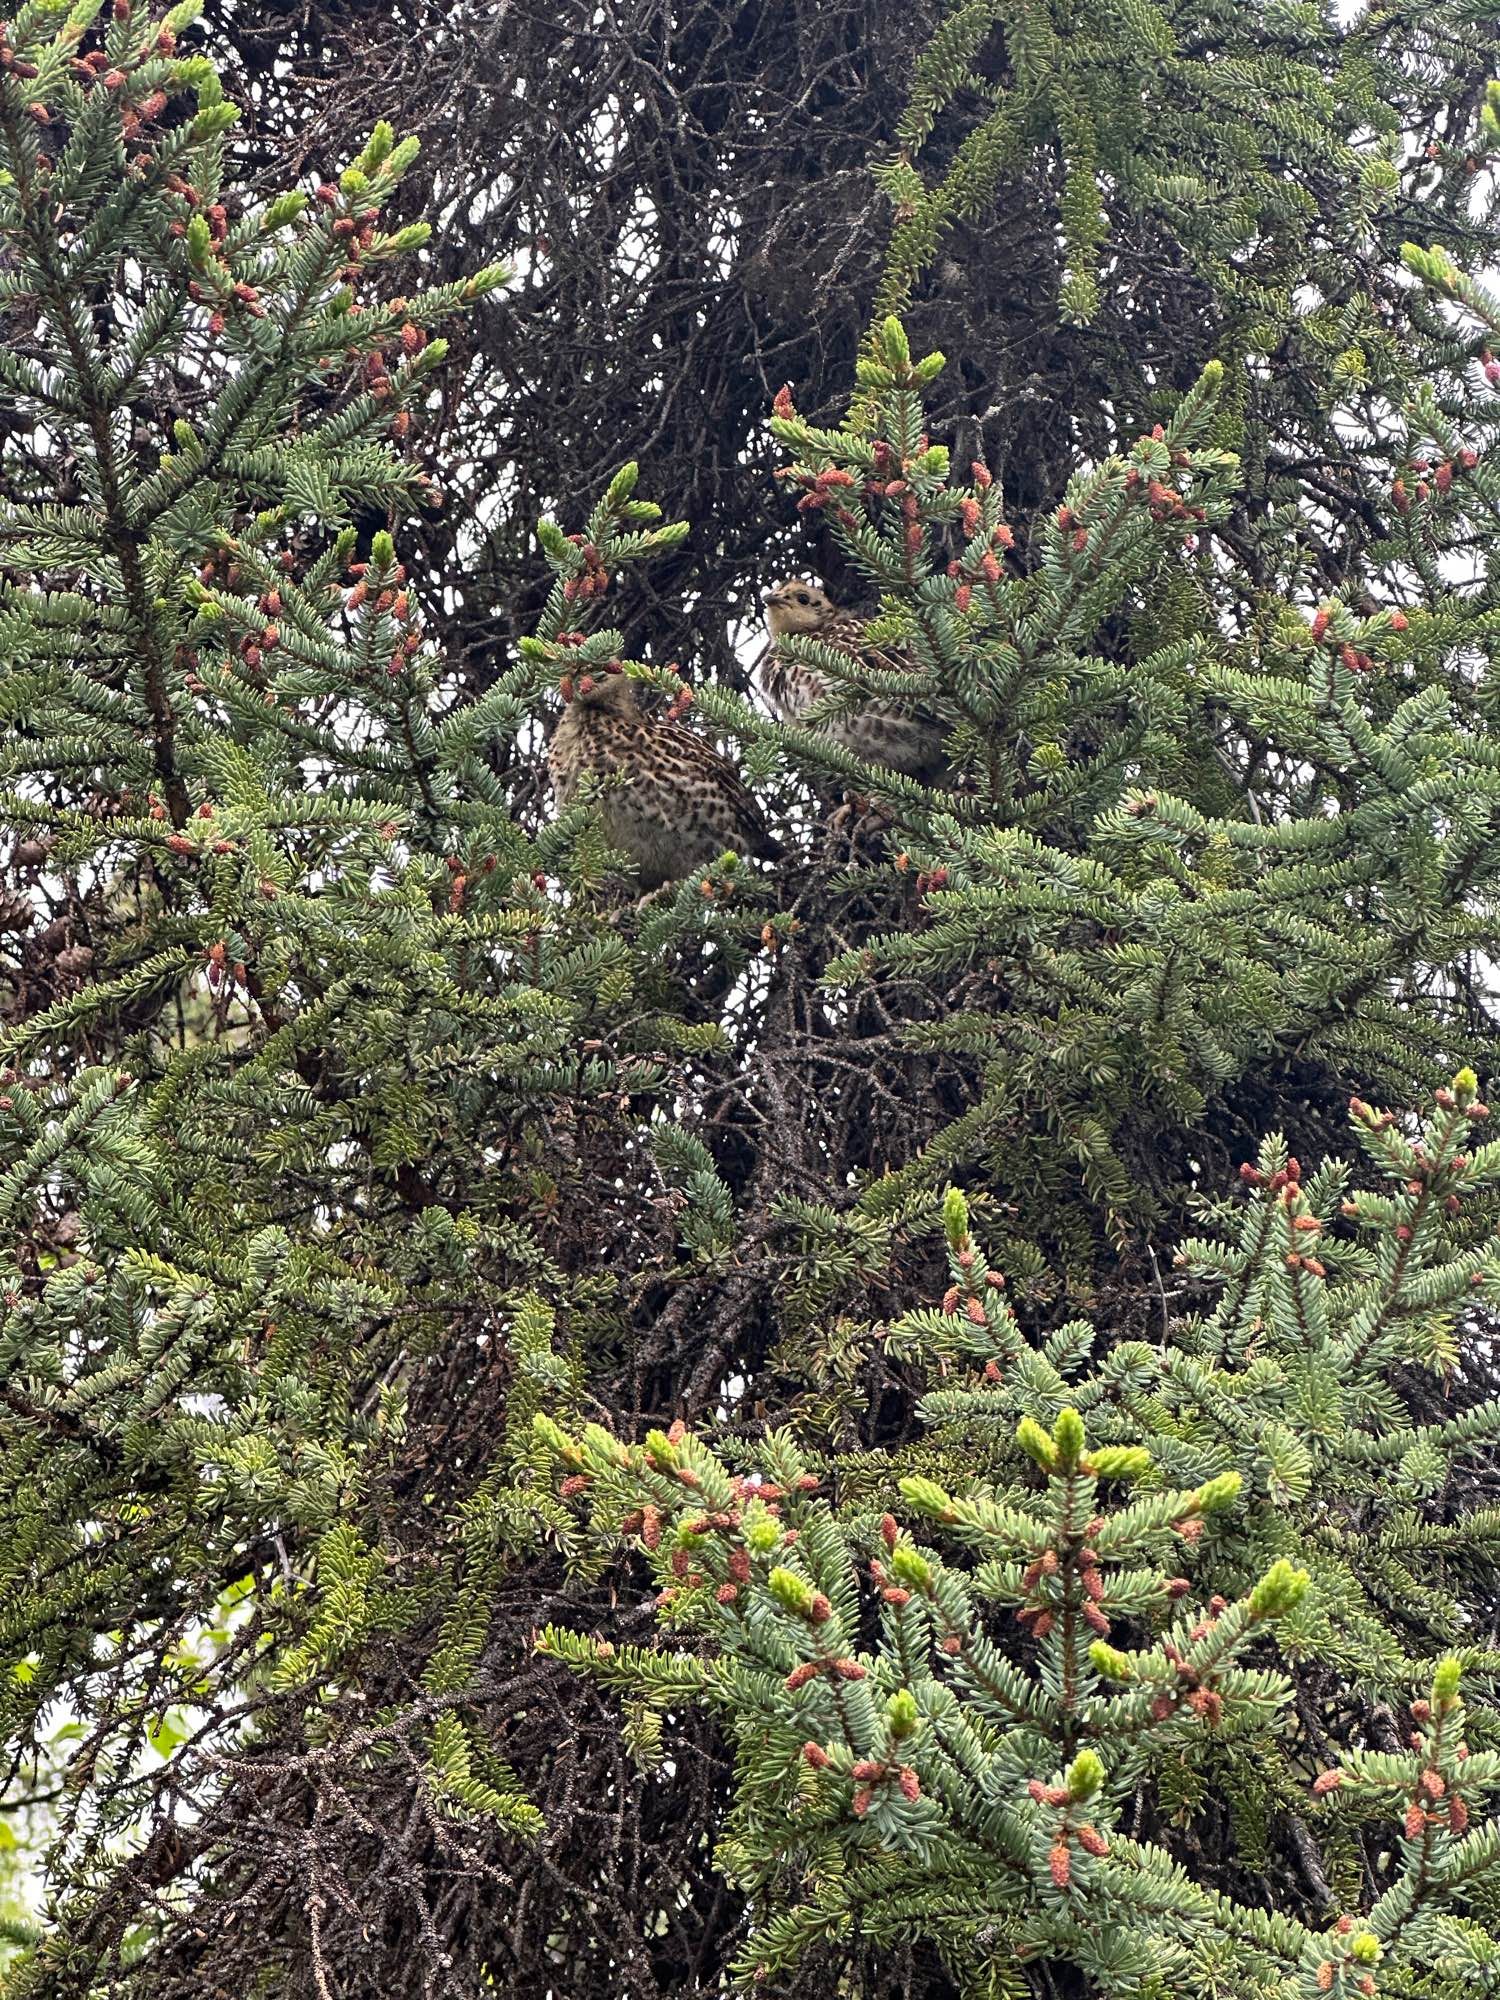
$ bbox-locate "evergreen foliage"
[104,0,1500,685]
[750,315,1500,1258]
[538,1075,1500,1994]
[4,1,1500,1997]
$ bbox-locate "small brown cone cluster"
[0,888,36,936]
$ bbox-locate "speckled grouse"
[549,668,781,891]
[760,580,952,784]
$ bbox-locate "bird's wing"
[666,722,781,856]
[824,614,918,680]
[859,640,919,678]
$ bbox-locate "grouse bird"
[549,668,781,891]
[760,580,952,784]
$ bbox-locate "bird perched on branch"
[549,667,782,891]
[760,580,952,784]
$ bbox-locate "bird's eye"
[795,591,810,605]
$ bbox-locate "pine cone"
[56,944,95,979]
[0,888,35,935]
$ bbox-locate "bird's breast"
[760,650,826,720]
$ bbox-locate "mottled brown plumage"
[549,670,782,890]
[760,580,952,784]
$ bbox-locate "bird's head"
[764,580,835,639]
[559,663,642,714]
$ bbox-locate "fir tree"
[539,1073,1500,1995]
[94,0,1500,686]
[5,2,1500,1998]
